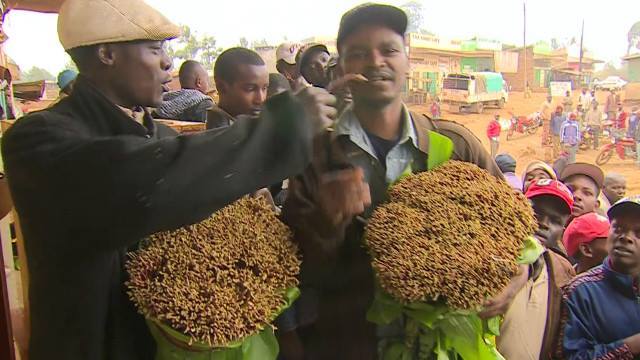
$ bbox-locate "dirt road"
[410,91,640,195]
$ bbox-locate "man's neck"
[353,98,404,140]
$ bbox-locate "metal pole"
[523,1,527,92]
[579,19,584,86]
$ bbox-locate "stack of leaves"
[126,197,300,347]
[365,160,537,310]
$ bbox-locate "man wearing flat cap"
[0,0,336,359]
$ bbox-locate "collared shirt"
[585,109,603,127]
[334,105,419,184]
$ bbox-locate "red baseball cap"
[562,212,610,257]
[525,179,574,214]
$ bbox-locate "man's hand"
[327,73,368,94]
[296,87,337,134]
[624,333,640,355]
[317,167,371,227]
[478,264,529,319]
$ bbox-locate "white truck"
[441,72,509,114]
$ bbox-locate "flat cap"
[58,0,181,51]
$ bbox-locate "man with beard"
[0,0,336,358]
[282,4,524,358]
[558,196,640,360]
[207,48,269,129]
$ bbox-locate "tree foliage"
[22,66,55,82]
[167,25,223,68]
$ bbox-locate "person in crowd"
[560,112,581,164]
[522,160,557,192]
[563,212,610,274]
[553,155,569,179]
[578,87,592,114]
[267,73,292,99]
[584,100,603,150]
[562,90,573,114]
[276,42,307,93]
[560,162,604,219]
[0,0,337,357]
[487,114,501,158]
[282,4,524,358]
[558,196,640,360]
[430,97,441,119]
[604,89,617,121]
[600,173,627,213]
[498,179,576,360]
[154,60,214,122]
[56,69,77,97]
[551,106,566,159]
[297,43,331,88]
[627,106,638,139]
[614,103,628,138]
[495,153,522,191]
[540,95,554,161]
[207,47,269,129]
[636,110,640,168]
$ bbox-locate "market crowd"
[0,0,638,359]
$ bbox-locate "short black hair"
[179,60,205,87]
[214,47,265,84]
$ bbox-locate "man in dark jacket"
[154,60,214,122]
[0,0,336,359]
[281,4,526,358]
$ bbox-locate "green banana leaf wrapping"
[368,237,543,360]
[148,287,300,360]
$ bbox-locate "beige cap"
[276,42,301,65]
[58,0,181,51]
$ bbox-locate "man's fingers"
[327,74,368,93]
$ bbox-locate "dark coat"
[1,76,313,360]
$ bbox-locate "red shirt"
[616,111,627,129]
[487,120,501,138]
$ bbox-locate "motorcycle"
[595,136,637,165]
[579,125,594,151]
[506,112,542,140]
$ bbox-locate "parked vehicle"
[506,112,542,140]
[593,76,628,91]
[579,125,595,150]
[441,72,508,114]
[595,136,637,165]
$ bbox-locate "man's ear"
[96,44,117,66]
[578,243,593,258]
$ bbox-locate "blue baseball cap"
[57,69,78,91]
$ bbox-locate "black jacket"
[1,76,312,360]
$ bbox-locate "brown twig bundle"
[365,161,536,310]
[126,197,300,346]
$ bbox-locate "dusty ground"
[410,91,640,195]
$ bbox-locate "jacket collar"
[65,75,156,138]
[334,104,435,156]
[604,257,640,299]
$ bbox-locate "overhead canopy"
[5,0,64,13]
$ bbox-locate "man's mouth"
[534,231,548,244]
[161,79,172,93]
[612,246,633,256]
